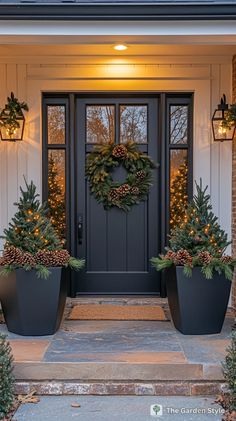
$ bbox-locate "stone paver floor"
[0,313,233,365]
[14,395,225,421]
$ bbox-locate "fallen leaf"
[18,390,40,404]
[71,403,81,408]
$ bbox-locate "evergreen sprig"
[0,334,14,419]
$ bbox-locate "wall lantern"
[0,92,29,141]
[211,94,236,142]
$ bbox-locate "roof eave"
[1,3,236,20]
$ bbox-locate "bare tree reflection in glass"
[120,105,147,144]
[170,105,188,144]
[47,105,65,144]
[86,106,115,144]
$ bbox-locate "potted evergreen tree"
[0,180,84,336]
[151,180,236,335]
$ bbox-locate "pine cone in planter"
[220,255,233,264]
[175,249,192,266]
[2,245,18,265]
[54,249,70,266]
[20,252,36,267]
[165,250,177,261]
[35,250,56,267]
[197,250,212,265]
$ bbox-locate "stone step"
[14,379,224,397]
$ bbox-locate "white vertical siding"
[0,58,233,253]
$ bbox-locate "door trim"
[42,92,193,297]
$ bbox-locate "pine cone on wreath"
[112,144,128,159]
[108,188,120,202]
[54,249,70,266]
[117,184,130,197]
[197,251,212,265]
[130,186,140,196]
[136,170,146,180]
[220,255,233,264]
[35,250,56,267]
[175,249,192,266]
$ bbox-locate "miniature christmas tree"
[1,178,61,254]
[48,155,66,245]
[151,180,235,279]
[170,160,188,230]
[0,334,14,419]
[0,179,84,278]
[169,179,230,257]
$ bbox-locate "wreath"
[86,141,156,211]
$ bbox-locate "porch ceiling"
[0,43,236,58]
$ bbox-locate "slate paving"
[0,318,233,365]
[14,395,225,421]
[0,311,233,366]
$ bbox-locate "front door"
[75,96,160,294]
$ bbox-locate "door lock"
[78,214,83,245]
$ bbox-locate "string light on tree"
[48,155,66,245]
[170,160,188,230]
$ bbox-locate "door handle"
[78,214,83,245]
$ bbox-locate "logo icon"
[150,404,163,417]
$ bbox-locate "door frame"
[42,92,193,297]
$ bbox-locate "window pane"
[86,105,115,144]
[170,105,188,144]
[120,105,147,144]
[47,105,65,144]
[48,150,66,244]
[170,149,188,231]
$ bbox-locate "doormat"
[67,304,168,321]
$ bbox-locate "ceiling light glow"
[114,44,128,51]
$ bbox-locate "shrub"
[222,331,236,414]
[0,334,14,419]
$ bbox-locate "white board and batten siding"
[0,57,233,256]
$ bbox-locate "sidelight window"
[43,99,69,245]
[168,99,192,232]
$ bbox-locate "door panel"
[75,97,160,294]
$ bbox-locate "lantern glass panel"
[0,115,25,141]
[212,109,235,141]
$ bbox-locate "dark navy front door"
[75,96,160,294]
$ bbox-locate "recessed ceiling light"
[114,44,128,51]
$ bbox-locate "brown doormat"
[68,304,167,321]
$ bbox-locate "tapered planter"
[0,267,67,336]
[166,266,231,335]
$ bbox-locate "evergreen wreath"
[86,141,156,211]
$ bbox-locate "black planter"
[166,266,231,335]
[0,267,67,336]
